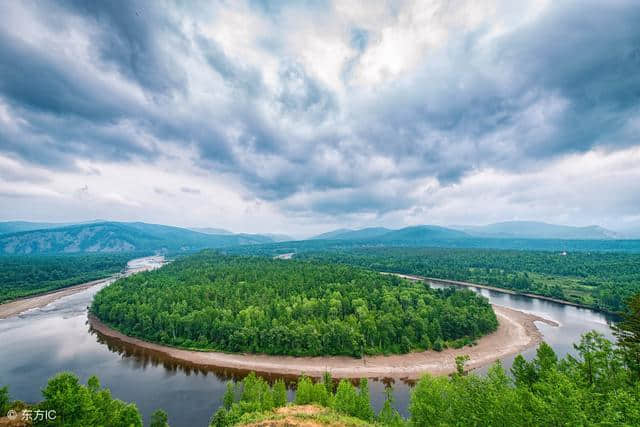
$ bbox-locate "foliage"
[0,385,9,415]
[614,293,640,379]
[91,251,498,356]
[150,409,170,427]
[410,332,640,426]
[0,253,135,303]
[33,372,144,427]
[377,386,404,426]
[295,247,640,312]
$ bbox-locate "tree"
[322,371,334,395]
[273,379,287,408]
[377,385,403,426]
[356,379,374,421]
[332,380,358,417]
[511,355,536,387]
[295,376,313,405]
[533,342,557,378]
[150,409,169,427]
[222,382,234,410]
[455,355,470,375]
[613,293,640,380]
[0,386,9,414]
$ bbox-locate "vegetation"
[2,320,639,426]
[209,327,640,425]
[0,373,156,426]
[91,251,498,356]
[295,247,640,312]
[210,372,386,426]
[0,253,136,303]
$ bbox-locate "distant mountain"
[309,225,467,244]
[311,227,392,241]
[376,225,469,243]
[0,221,274,255]
[454,221,622,240]
[190,227,233,235]
[0,221,73,235]
[309,228,353,240]
[261,233,295,242]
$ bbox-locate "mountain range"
[0,220,632,255]
[0,221,275,255]
[309,221,623,241]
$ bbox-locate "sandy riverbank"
[0,277,115,320]
[0,256,164,320]
[89,305,557,379]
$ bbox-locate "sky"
[0,0,639,237]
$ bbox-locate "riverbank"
[0,256,165,320]
[88,305,557,379]
[0,277,116,320]
[385,272,608,313]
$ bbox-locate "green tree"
[294,376,313,405]
[0,386,10,414]
[150,409,169,427]
[377,385,403,426]
[332,380,358,417]
[222,382,234,410]
[613,293,640,379]
[273,379,287,408]
[356,379,374,421]
[455,355,470,375]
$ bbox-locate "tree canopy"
[91,251,498,356]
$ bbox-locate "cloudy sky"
[1,0,639,236]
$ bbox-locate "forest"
[0,253,137,303]
[294,247,640,312]
[90,251,498,356]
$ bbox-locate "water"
[0,262,616,426]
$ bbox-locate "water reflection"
[0,265,616,427]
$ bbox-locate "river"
[0,259,617,426]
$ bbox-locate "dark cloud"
[0,0,638,219]
[58,0,187,94]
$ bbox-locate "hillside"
[0,221,72,235]
[310,227,392,241]
[0,222,273,255]
[456,221,621,239]
[310,226,467,243]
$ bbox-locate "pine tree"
[222,382,234,410]
[332,379,358,417]
[273,379,287,408]
[377,385,404,426]
[295,376,314,405]
[356,378,374,421]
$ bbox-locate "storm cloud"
[0,0,639,234]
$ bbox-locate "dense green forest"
[91,251,498,356]
[293,248,640,312]
[0,253,138,303]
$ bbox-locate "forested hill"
[91,251,498,356]
[0,222,274,255]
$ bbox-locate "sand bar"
[89,305,557,379]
